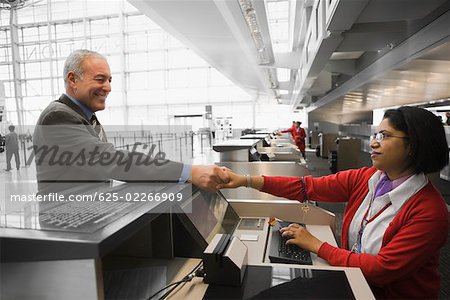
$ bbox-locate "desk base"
[204,265,355,299]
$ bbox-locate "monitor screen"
[249,146,260,161]
[180,189,240,244]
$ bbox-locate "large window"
[0,0,296,130]
[0,0,254,126]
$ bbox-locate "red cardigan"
[280,124,296,139]
[262,167,448,299]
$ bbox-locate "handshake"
[189,165,263,192]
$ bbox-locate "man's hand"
[189,165,230,192]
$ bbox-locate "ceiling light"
[238,0,270,64]
[0,0,30,10]
[238,0,278,91]
[263,68,278,89]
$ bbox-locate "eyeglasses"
[371,132,409,142]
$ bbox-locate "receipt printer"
[203,234,247,286]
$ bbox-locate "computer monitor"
[172,188,241,257]
[249,146,260,161]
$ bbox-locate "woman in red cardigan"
[222,106,449,299]
[294,121,307,158]
[279,120,297,140]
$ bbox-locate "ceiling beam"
[307,9,450,113]
[273,52,301,68]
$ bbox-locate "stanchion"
[22,140,28,167]
[191,132,194,158]
[200,131,204,154]
[179,137,183,161]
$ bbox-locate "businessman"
[34,49,228,195]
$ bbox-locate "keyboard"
[39,201,140,233]
[268,221,312,265]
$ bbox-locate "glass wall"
[0,0,298,130]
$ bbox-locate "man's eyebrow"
[93,74,112,80]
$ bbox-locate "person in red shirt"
[279,121,296,140]
[294,121,306,158]
[222,106,449,299]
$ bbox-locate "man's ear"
[67,72,77,87]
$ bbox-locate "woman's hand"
[280,223,324,254]
[220,170,265,190]
[220,170,247,188]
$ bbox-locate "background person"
[294,121,306,159]
[222,106,449,299]
[34,49,228,195]
[5,125,20,171]
[278,120,296,140]
[0,133,4,153]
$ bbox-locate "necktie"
[374,175,393,198]
[90,114,107,142]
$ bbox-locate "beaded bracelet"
[245,174,251,188]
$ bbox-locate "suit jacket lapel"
[56,94,90,122]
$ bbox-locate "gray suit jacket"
[33,94,184,194]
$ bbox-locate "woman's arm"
[222,168,373,203]
[221,171,305,200]
[220,171,264,190]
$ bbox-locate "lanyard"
[352,199,392,253]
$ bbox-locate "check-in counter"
[239,133,270,139]
[268,139,298,149]
[0,183,191,300]
[161,198,369,299]
[213,139,262,162]
[255,129,274,134]
[136,189,369,299]
[0,181,372,300]
[216,161,335,232]
[240,133,272,147]
[257,146,303,162]
[217,161,309,201]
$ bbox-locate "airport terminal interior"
[0,0,450,299]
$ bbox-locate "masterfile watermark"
[28,124,193,184]
[1,124,195,219]
[27,142,170,172]
[9,191,184,203]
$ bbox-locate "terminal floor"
[1,142,449,299]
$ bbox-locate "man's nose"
[103,80,111,92]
